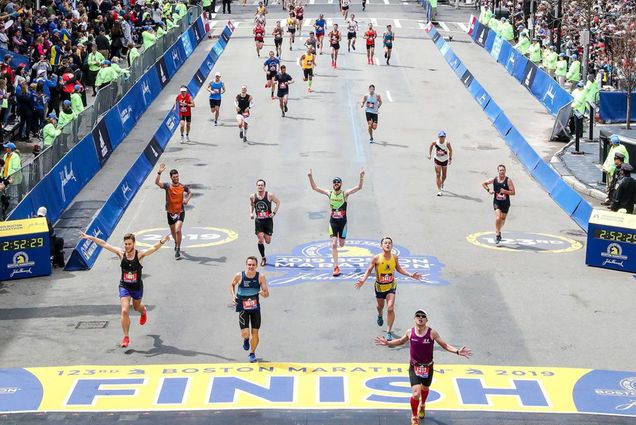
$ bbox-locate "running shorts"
[277,89,289,98]
[274,37,283,46]
[239,309,262,329]
[179,115,191,122]
[409,363,434,387]
[288,27,296,34]
[267,71,277,80]
[255,218,274,235]
[119,285,143,300]
[366,43,375,49]
[347,31,356,40]
[329,219,347,239]
[209,98,221,108]
[365,112,378,123]
[375,281,396,299]
[434,158,448,167]
[167,211,185,225]
[493,201,510,214]
[303,68,313,78]
[331,42,340,50]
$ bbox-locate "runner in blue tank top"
[314,14,326,54]
[383,25,395,65]
[376,309,472,424]
[229,256,270,363]
[207,72,225,126]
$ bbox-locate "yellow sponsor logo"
[466,231,582,253]
[133,226,238,249]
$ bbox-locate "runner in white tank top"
[427,130,453,196]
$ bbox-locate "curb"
[551,142,606,201]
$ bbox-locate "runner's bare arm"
[432,329,473,358]
[482,178,494,194]
[249,194,255,219]
[307,169,329,195]
[361,94,368,108]
[376,95,382,110]
[155,163,166,188]
[79,233,124,258]
[427,141,436,159]
[448,142,453,164]
[259,274,270,298]
[375,328,410,347]
[270,193,281,215]
[345,168,365,195]
[355,255,377,288]
[221,83,226,94]
[139,234,170,260]
[229,272,242,305]
[505,178,516,196]
[395,255,423,280]
[183,186,192,206]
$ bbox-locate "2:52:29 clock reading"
[593,229,636,244]
[1,238,45,251]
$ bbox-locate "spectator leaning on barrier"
[514,29,531,55]
[43,113,61,147]
[70,85,84,115]
[142,26,157,50]
[95,60,118,92]
[611,164,636,214]
[127,43,140,67]
[58,100,76,129]
[110,57,130,79]
[500,18,514,42]
[604,152,626,206]
[603,134,630,190]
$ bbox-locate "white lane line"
[418,22,426,29]
[458,22,469,32]
[327,18,333,26]
[438,21,450,31]
[385,90,393,102]
[209,21,218,28]
[296,57,301,66]
[393,19,402,28]
[304,17,313,26]
[383,0,389,4]
[211,13,217,18]
[310,0,315,3]
[328,0,333,3]
[373,56,379,65]
[370,17,378,25]
[234,21,241,27]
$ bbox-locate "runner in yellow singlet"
[300,48,316,93]
[356,237,423,341]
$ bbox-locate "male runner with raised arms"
[155,163,192,259]
[229,256,270,363]
[375,310,472,423]
[235,86,254,143]
[427,130,453,196]
[314,14,326,55]
[383,24,395,65]
[482,164,515,244]
[272,22,284,57]
[250,180,281,266]
[356,237,423,341]
[300,47,316,92]
[328,23,341,68]
[364,23,377,65]
[347,14,358,52]
[308,168,364,276]
[275,64,294,117]
[207,72,225,126]
[79,232,170,348]
[361,84,382,143]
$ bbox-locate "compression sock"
[410,396,419,416]
[421,388,430,403]
[258,243,265,257]
[308,80,313,88]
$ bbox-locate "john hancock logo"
[267,239,447,287]
[601,242,627,268]
[7,251,35,278]
[595,376,636,412]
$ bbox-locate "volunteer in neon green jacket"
[500,18,514,41]
[555,53,568,86]
[528,38,542,63]
[603,135,630,179]
[488,15,499,33]
[142,26,157,50]
[95,60,119,90]
[566,53,581,83]
[176,1,188,17]
[43,113,62,147]
[479,7,492,26]
[70,85,84,115]
[571,81,588,115]
[127,43,140,67]
[545,46,558,77]
[58,100,77,128]
[584,75,600,104]
[514,30,531,55]
[2,142,22,185]
[87,45,105,96]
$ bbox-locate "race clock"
[0,217,51,281]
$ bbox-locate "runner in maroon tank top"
[375,309,472,424]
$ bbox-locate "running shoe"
[121,336,130,348]
[332,266,341,277]
[386,59,390,65]
[243,338,250,351]
[261,257,266,266]
[385,332,393,341]
[180,135,185,144]
[352,44,355,51]
[186,135,190,143]
[384,52,387,58]
[139,307,147,325]
[496,234,502,244]
[437,191,442,196]
[249,353,257,363]
[214,120,218,126]
[243,136,248,143]
[239,130,244,139]
[411,416,419,425]
[369,137,374,143]
[175,248,181,259]
[284,105,288,112]
[418,403,426,419]
[377,315,384,326]
[282,111,285,117]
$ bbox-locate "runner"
[275,64,294,117]
[254,7,267,28]
[342,0,350,20]
[427,130,453,196]
[235,86,254,143]
[361,84,382,143]
[383,24,395,65]
[254,22,265,57]
[264,51,280,99]
[328,24,341,68]
[304,31,318,54]
[229,256,270,363]
[79,232,170,348]
[272,21,284,58]
[375,309,472,423]
[355,237,424,341]
[155,163,192,259]
[287,12,297,51]
[207,72,225,126]
[347,14,358,52]
[362,0,366,11]
[482,164,516,244]
[300,47,316,93]
[176,85,195,143]
[314,14,327,55]
[250,179,281,266]
[294,2,304,36]
[308,168,365,277]
[364,23,377,65]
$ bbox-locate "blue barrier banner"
[531,161,561,193]
[143,136,164,166]
[537,76,569,116]
[155,108,179,149]
[515,139,542,172]
[483,98,502,122]
[493,112,513,136]
[599,91,636,123]
[181,28,195,57]
[474,22,489,47]
[550,180,583,216]
[490,35,503,60]
[484,29,496,52]
[65,214,110,271]
[470,20,481,41]
[512,53,529,83]
[503,47,518,75]
[571,200,593,230]
[193,18,206,42]
[504,127,526,152]
[496,39,512,66]
[453,62,468,79]
[528,66,548,99]
[155,56,170,89]
[521,60,538,91]
[103,108,126,150]
[468,80,491,109]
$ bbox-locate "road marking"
[310,0,315,3]
[393,19,402,28]
[373,56,379,66]
[458,22,468,32]
[418,22,426,29]
[211,13,217,18]
[370,17,378,25]
[135,227,239,249]
[327,18,333,26]
[234,21,241,28]
[466,231,583,253]
[296,57,301,66]
[384,0,390,4]
[328,0,333,3]
[385,90,393,102]
[438,21,450,31]
[209,21,218,28]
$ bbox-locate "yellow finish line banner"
[3,363,635,417]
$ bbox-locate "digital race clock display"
[593,229,636,244]
[1,238,45,252]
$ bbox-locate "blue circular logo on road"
[573,370,636,416]
[0,368,43,412]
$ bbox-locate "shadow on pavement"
[124,334,236,361]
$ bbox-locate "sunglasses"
[415,314,427,319]
[333,181,341,184]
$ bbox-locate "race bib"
[307,60,313,66]
[331,210,345,219]
[280,82,287,89]
[366,101,375,108]
[414,364,429,378]
[212,89,219,94]
[179,104,188,112]
[242,298,258,310]
[170,213,180,220]
[496,192,507,201]
[378,273,394,284]
[257,211,270,218]
[123,272,137,283]
[242,110,250,117]
[270,65,277,71]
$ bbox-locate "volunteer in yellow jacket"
[566,54,581,84]
[528,38,541,64]
[514,29,530,55]
[43,113,62,147]
[70,85,84,115]
[603,135,630,188]
[142,26,157,50]
[555,53,568,87]
[545,46,558,78]
[355,237,423,342]
[87,44,105,96]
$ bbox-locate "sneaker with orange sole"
[418,403,426,419]
[139,307,147,325]
[332,266,341,277]
[121,336,130,348]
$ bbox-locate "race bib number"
[436,148,446,156]
[270,65,277,71]
[280,82,287,89]
[332,210,345,219]
[179,105,187,112]
[242,110,250,117]
[378,273,394,284]
[242,298,258,310]
[366,101,375,108]
[307,60,313,66]
[170,213,180,220]
[496,192,507,201]
[257,211,270,218]
[212,89,219,94]
[414,364,429,379]
[123,272,137,283]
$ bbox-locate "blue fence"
[425,23,593,230]
[65,23,235,271]
[8,16,209,225]
[599,91,636,123]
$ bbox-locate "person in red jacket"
[176,86,195,144]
